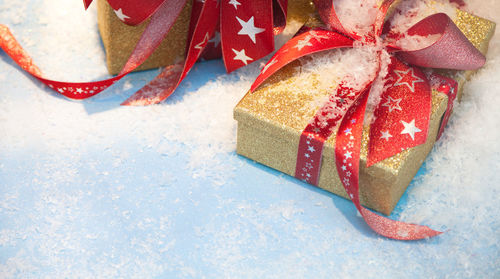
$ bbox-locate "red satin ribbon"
[251,0,485,240]
[0,0,287,105]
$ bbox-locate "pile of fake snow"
[0,0,499,278]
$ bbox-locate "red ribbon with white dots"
[252,0,486,240]
[0,0,286,105]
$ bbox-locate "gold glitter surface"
[234,10,495,215]
[97,0,316,75]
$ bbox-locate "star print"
[194,32,210,50]
[75,88,84,94]
[344,151,352,159]
[308,146,316,153]
[345,171,352,177]
[313,127,320,133]
[382,96,402,112]
[304,153,310,158]
[344,128,352,135]
[343,178,350,186]
[380,130,392,141]
[262,58,278,73]
[400,119,422,140]
[393,68,424,93]
[228,0,241,9]
[308,30,329,42]
[208,31,220,48]
[236,16,265,44]
[57,88,64,93]
[232,48,253,65]
[341,165,347,171]
[294,36,313,51]
[351,119,356,124]
[114,8,130,22]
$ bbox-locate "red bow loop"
[394,13,486,70]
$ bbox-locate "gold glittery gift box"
[234,10,495,215]
[97,0,316,75]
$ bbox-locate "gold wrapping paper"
[234,10,495,215]
[97,0,316,75]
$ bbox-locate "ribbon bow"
[0,0,287,105]
[251,0,485,240]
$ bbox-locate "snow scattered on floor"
[0,0,499,278]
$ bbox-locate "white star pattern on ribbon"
[208,31,221,48]
[308,146,316,153]
[194,32,210,50]
[232,48,253,65]
[236,16,265,44]
[228,0,241,9]
[344,151,352,159]
[400,119,421,140]
[382,96,403,112]
[380,130,393,141]
[294,36,313,51]
[114,8,130,22]
[262,58,277,73]
[393,68,424,93]
[308,30,329,43]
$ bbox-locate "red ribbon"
[0,0,287,105]
[251,0,485,240]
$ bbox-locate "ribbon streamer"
[0,0,287,105]
[251,0,485,240]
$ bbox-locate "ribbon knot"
[250,0,486,240]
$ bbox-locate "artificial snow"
[0,0,499,278]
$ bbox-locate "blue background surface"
[1,1,499,278]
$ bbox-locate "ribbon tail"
[335,88,441,240]
[335,87,442,240]
[0,24,124,99]
[121,0,219,105]
[0,0,186,102]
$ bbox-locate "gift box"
[233,5,495,215]
[97,0,193,75]
[97,0,316,75]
